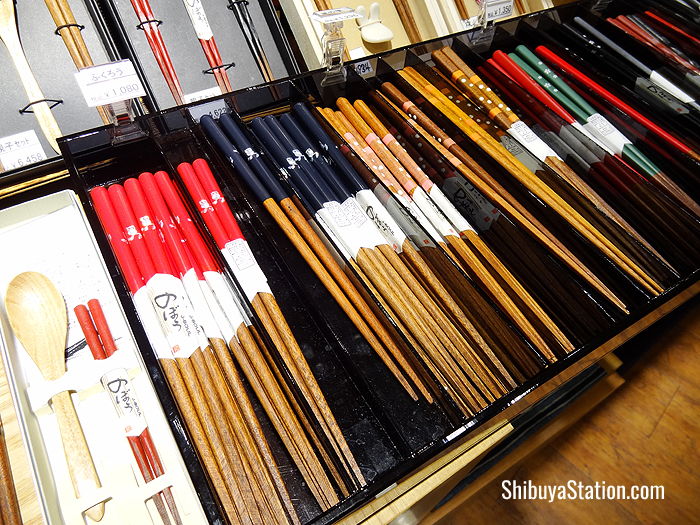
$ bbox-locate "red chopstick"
[201,38,232,93]
[74,300,182,525]
[534,45,700,161]
[129,0,184,105]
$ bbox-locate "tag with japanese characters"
[75,59,146,107]
[0,130,47,171]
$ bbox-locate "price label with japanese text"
[0,130,47,171]
[485,0,513,21]
[75,59,146,107]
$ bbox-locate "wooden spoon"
[5,272,105,522]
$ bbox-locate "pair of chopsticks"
[129,0,183,105]
[0,0,62,152]
[227,0,274,84]
[176,159,363,491]
[180,1,232,93]
[391,0,421,43]
[44,0,110,124]
[397,65,664,299]
[202,113,434,404]
[74,299,182,525]
[91,180,302,524]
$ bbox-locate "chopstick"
[391,0,421,43]
[44,0,111,124]
[227,0,275,84]
[0,0,62,152]
[0,414,20,525]
[129,0,183,105]
[180,0,232,93]
[74,299,183,525]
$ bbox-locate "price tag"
[354,60,373,76]
[183,86,222,104]
[485,0,513,21]
[0,130,47,171]
[187,99,230,122]
[75,59,146,107]
[310,8,361,24]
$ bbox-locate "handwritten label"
[354,60,373,76]
[356,189,406,251]
[75,59,146,107]
[485,0,513,21]
[182,0,213,40]
[188,99,230,122]
[101,368,148,437]
[183,86,222,104]
[0,130,47,171]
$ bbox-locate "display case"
[0,1,698,524]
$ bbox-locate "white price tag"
[0,130,46,171]
[354,60,374,76]
[311,8,361,24]
[485,0,513,21]
[188,99,230,122]
[75,59,146,107]
[183,86,223,104]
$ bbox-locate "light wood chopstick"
[44,0,111,124]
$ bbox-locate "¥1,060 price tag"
[0,130,47,171]
[75,59,146,107]
[485,0,513,21]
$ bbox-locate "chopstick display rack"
[0,2,698,525]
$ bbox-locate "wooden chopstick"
[0,415,20,525]
[44,0,111,124]
[0,0,62,152]
[391,0,421,43]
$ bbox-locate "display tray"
[1,2,698,523]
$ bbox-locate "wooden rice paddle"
[5,273,105,522]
